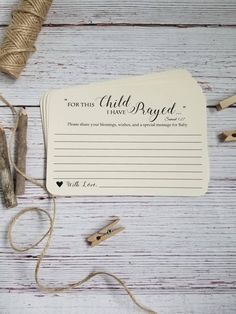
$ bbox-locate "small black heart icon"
[56,181,63,187]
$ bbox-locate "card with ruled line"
[41,70,209,196]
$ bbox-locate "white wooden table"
[0,1,236,313]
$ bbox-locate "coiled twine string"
[0,95,157,314]
[0,0,53,79]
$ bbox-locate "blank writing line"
[53,148,202,151]
[54,141,202,144]
[54,133,202,136]
[100,186,203,189]
[53,177,203,180]
[53,170,203,173]
[53,162,203,165]
[53,155,202,158]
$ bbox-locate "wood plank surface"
[0,181,236,292]
[0,27,236,107]
[1,0,236,25]
[1,294,235,314]
[1,293,236,314]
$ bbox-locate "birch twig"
[0,125,17,208]
[15,108,28,195]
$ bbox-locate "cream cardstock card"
[40,69,209,196]
[40,69,193,140]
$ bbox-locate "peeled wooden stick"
[15,108,28,195]
[0,125,17,208]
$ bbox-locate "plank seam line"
[0,23,236,28]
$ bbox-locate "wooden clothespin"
[221,130,236,142]
[217,94,236,142]
[217,94,236,111]
[87,218,125,247]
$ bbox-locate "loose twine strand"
[0,94,157,314]
[0,0,53,79]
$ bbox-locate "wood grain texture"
[0,293,235,314]
[0,27,236,107]
[0,180,236,292]
[0,294,236,314]
[1,0,236,25]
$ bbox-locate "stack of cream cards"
[40,69,209,196]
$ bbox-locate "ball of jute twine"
[0,94,157,313]
[0,0,53,79]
